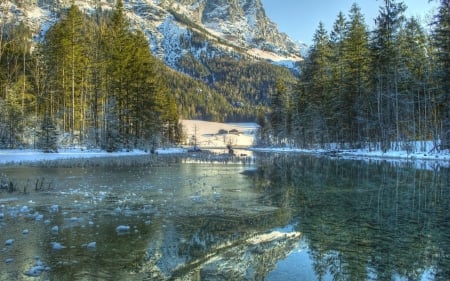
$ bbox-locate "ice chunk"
[51,242,65,250]
[51,225,59,233]
[87,242,96,249]
[35,214,44,221]
[24,265,49,277]
[115,225,130,233]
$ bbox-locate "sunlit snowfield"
[1,153,449,280]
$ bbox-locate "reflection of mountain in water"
[139,207,297,280]
[191,231,300,281]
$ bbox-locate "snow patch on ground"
[181,119,259,148]
[247,48,302,63]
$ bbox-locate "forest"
[0,0,298,151]
[0,0,181,152]
[260,0,450,152]
[1,0,449,153]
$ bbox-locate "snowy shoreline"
[1,145,449,166]
[1,120,449,166]
[251,146,450,161]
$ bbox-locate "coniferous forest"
[0,1,181,152]
[1,0,449,153]
[260,0,450,152]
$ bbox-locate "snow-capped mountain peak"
[1,0,304,69]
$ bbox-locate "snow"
[0,148,149,165]
[1,120,449,166]
[251,144,450,161]
[181,119,259,148]
[247,48,302,63]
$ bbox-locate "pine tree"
[329,11,348,144]
[343,4,372,146]
[43,5,92,142]
[103,0,135,150]
[270,79,289,145]
[397,17,431,150]
[372,0,406,151]
[37,114,58,153]
[433,0,450,150]
[296,22,333,146]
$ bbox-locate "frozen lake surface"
[1,153,449,280]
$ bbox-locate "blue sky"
[260,0,439,45]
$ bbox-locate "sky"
[260,0,439,46]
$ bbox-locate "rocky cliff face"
[1,0,303,70]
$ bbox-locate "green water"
[0,154,449,280]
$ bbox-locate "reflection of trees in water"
[253,154,450,281]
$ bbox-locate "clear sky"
[260,0,439,46]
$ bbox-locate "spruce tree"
[43,5,92,142]
[372,0,406,151]
[270,79,288,145]
[103,0,134,150]
[37,114,58,153]
[397,17,431,150]
[297,22,332,146]
[329,11,348,144]
[343,4,372,146]
[433,0,450,150]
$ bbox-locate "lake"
[0,153,449,280]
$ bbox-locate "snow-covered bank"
[251,146,450,170]
[251,145,450,162]
[0,149,145,164]
[0,148,188,165]
[2,119,450,166]
[252,146,450,158]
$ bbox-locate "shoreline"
[1,145,449,167]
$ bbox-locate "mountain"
[1,0,303,121]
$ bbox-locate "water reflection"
[255,154,450,281]
[0,154,449,280]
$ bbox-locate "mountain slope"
[1,0,303,121]
[2,0,303,67]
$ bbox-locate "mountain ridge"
[1,0,304,70]
[1,0,302,122]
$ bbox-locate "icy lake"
[0,153,449,280]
